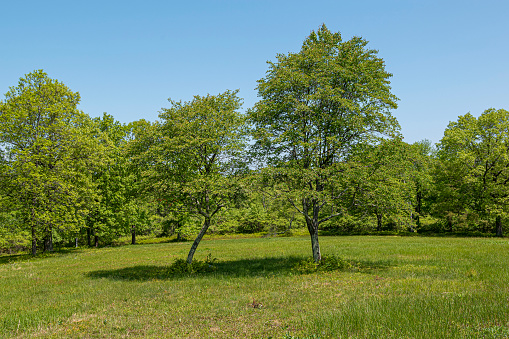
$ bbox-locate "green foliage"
[435,108,509,235]
[212,190,303,235]
[0,70,100,254]
[167,254,218,274]
[0,210,30,253]
[250,24,400,261]
[409,139,436,223]
[139,90,247,262]
[347,139,415,232]
[80,114,158,247]
[294,254,354,274]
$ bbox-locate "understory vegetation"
[1,236,508,338]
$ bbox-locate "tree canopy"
[249,24,400,261]
[0,70,99,254]
[139,90,247,263]
[1,27,508,258]
[436,108,509,236]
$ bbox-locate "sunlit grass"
[1,236,509,338]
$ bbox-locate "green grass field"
[1,235,509,338]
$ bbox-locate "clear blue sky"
[1,0,508,144]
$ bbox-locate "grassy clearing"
[1,236,509,338]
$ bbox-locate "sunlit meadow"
[1,235,508,338]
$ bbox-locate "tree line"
[1,25,508,262]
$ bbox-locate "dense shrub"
[167,254,217,274]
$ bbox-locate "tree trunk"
[75,237,78,248]
[376,213,383,232]
[87,228,91,247]
[303,199,321,263]
[416,190,422,227]
[309,226,321,263]
[186,217,211,264]
[288,214,295,231]
[447,215,453,232]
[43,226,53,252]
[496,215,503,237]
[30,207,37,255]
[131,226,136,245]
[31,225,37,256]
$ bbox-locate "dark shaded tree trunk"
[131,226,136,245]
[496,215,503,237]
[92,229,99,247]
[87,228,91,247]
[303,198,322,263]
[287,214,295,231]
[187,217,211,264]
[43,226,53,252]
[415,189,422,227]
[30,207,37,255]
[447,215,453,232]
[376,213,383,232]
[31,225,37,256]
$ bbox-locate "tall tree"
[0,70,97,254]
[435,108,509,236]
[409,140,436,228]
[349,139,414,232]
[85,113,131,247]
[249,25,399,261]
[142,90,246,263]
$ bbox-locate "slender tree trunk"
[496,215,503,237]
[43,236,50,252]
[447,215,453,232]
[92,229,99,247]
[31,225,37,256]
[131,226,136,245]
[416,189,422,227]
[288,214,295,231]
[43,226,53,252]
[376,213,383,232]
[186,217,211,264]
[87,228,91,247]
[303,199,321,263]
[75,237,78,248]
[30,206,37,255]
[309,226,321,262]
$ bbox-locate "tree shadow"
[0,248,85,265]
[85,256,392,281]
[0,253,33,265]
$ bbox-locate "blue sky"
[1,0,508,144]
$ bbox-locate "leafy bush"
[167,254,217,274]
[0,211,30,254]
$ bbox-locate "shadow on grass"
[85,256,392,281]
[0,248,85,265]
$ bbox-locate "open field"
[1,236,509,338]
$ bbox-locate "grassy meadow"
[1,235,509,338]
